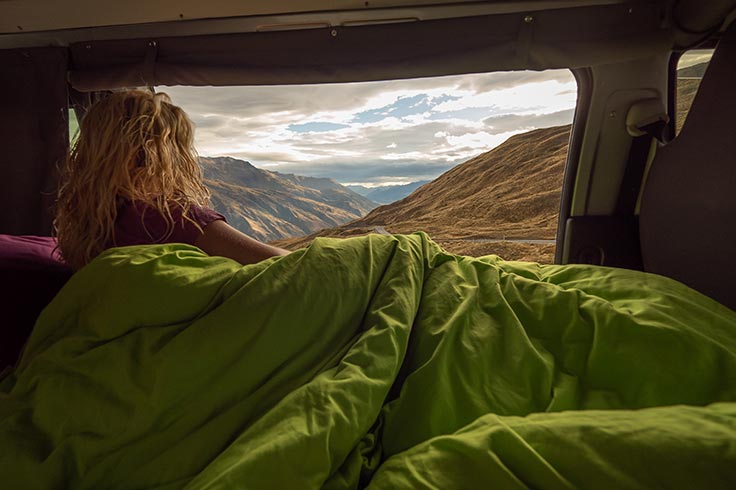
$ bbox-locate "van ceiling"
[0,1,638,34]
[0,0,731,91]
[0,1,733,40]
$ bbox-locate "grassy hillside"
[353,125,569,240]
[273,125,570,263]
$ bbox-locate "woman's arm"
[194,219,290,265]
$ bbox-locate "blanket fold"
[1,233,735,489]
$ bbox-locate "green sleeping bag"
[1,233,735,489]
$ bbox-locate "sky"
[679,50,713,69]
[161,70,578,187]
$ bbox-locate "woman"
[54,89,289,270]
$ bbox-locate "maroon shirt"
[110,201,226,248]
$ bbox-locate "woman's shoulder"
[186,203,226,227]
[113,200,226,248]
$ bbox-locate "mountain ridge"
[200,156,377,242]
[348,181,432,204]
[272,125,571,261]
[354,125,569,239]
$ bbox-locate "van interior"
[1,1,736,488]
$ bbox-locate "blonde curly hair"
[54,90,210,269]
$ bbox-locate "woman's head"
[55,89,210,269]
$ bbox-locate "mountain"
[364,181,432,204]
[353,125,569,240]
[676,61,708,133]
[347,181,431,204]
[200,156,377,242]
[272,171,377,216]
[677,61,708,78]
[346,184,371,196]
[273,125,570,261]
[676,76,701,134]
[675,61,708,133]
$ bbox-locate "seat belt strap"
[616,110,668,216]
[615,97,669,216]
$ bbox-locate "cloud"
[443,130,525,152]
[483,109,575,132]
[160,69,577,185]
[455,69,575,92]
[678,49,712,69]
[288,122,351,132]
[431,79,577,115]
[252,159,456,185]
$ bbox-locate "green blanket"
[1,233,735,489]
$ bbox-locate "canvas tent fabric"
[67,3,670,91]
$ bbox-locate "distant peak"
[200,155,255,168]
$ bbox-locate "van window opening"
[68,109,79,145]
[676,49,713,135]
[154,69,577,263]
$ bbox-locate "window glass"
[162,70,577,263]
[676,49,713,135]
[69,108,79,145]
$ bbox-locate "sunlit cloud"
[162,69,576,186]
[678,50,712,69]
[432,80,577,115]
[444,131,525,151]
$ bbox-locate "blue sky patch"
[352,93,454,124]
[352,108,386,124]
